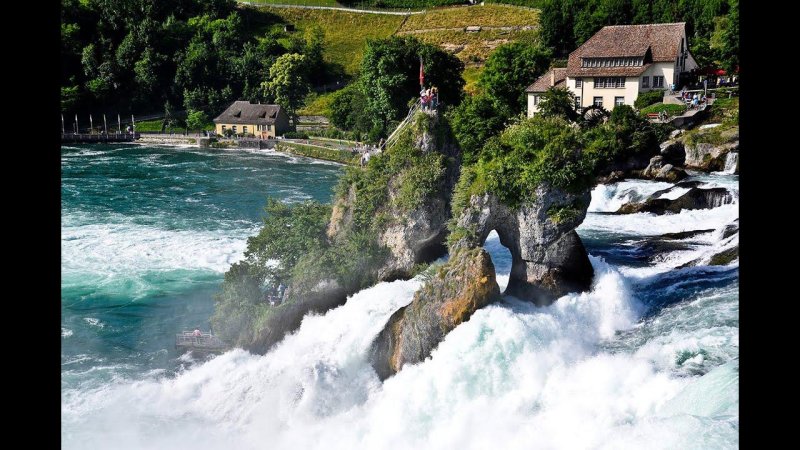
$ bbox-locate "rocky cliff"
[243,111,461,354]
[370,247,501,380]
[449,184,594,306]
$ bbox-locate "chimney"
[551,69,555,87]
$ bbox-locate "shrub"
[634,90,664,109]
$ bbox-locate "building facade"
[527,22,698,117]
[213,101,291,138]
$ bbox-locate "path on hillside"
[397,24,537,34]
[239,2,425,15]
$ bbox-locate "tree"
[329,82,371,133]
[479,42,552,115]
[537,87,579,122]
[262,53,310,121]
[359,36,464,137]
[720,0,739,73]
[186,109,209,133]
[447,94,510,165]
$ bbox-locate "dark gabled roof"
[213,101,284,125]
[525,68,567,93]
[566,23,687,78]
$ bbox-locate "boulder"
[659,140,686,166]
[633,155,688,182]
[451,184,594,306]
[369,248,501,380]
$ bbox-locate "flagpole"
[89,114,93,134]
[118,114,121,134]
[103,114,107,135]
[76,114,79,134]
[61,114,65,134]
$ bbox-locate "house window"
[232,126,237,133]
[575,78,582,88]
[267,124,272,131]
[641,76,649,88]
[575,96,581,108]
[615,96,625,106]
[593,97,603,107]
[594,77,625,88]
[533,95,540,106]
[221,125,226,131]
[653,76,665,88]
[243,126,248,134]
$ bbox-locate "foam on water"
[61,255,737,449]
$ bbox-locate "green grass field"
[638,103,686,116]
[298,91,339,116]
[399,4,539,30]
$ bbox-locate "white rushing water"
[62,175,738,449]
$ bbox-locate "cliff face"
[370,248,501,380]
[245,111,460,354]
[328,111,461,281]
[450,184,594,306]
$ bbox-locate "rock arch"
[451,184,594,306]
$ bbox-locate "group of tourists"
[679,90,707,110]
[420,86,439,111]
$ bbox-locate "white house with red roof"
[527,22,698,117]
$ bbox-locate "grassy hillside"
[244,3,541,116]
[249,5,404,77]
[398,5,540,64]
[400,4,539,30]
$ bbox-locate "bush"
[634,90,664,109]
[284,131,310,139]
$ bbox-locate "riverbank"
[275,141,360,165]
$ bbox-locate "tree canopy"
[478,42,552,115]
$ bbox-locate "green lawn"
[638,103,686,116]
[240,0,462,9]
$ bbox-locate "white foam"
[61,259,737,449]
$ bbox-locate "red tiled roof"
[525,68,567,93]
[566,23,686,78]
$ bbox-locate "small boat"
[175,330,227,354]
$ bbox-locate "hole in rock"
[482,230,512,292]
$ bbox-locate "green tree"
[263,53,311,121]
[329,82,371,133]
[537,87,579,121]
[359,36,464,137]
[479,42,552,115]
[447,94,510,165]
[720,0,739,73]
[186,109,209,133]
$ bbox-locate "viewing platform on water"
[175,331,227,354]
[62,132,140,144]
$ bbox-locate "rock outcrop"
[370,248,501,380]
[683,126,739,171]
[244,111,461,354]
[632,155,687,182]
[617,187,735,215]
[451,183,594,306]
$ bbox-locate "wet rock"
[617,187,734,215]
[369,248,501,380]
[451,184,593,306]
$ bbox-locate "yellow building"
[213,101,291,138]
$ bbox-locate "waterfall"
[723,152,738,174]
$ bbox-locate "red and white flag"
[419,56,424,88]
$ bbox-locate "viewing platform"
[175,331,227,354]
